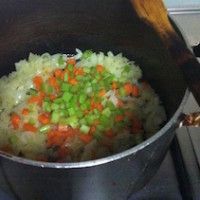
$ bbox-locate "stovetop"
[1,4,200,200]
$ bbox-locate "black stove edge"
[170,136,193,200]
[172,127,200,200]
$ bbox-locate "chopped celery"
[102,107,111,117]
[64,73,68,82]
[67,107,76,116]
[99,115,110,127]
[81,50,93,60]
[62,91,73,102]
[76,75,84,81]
[65,116,79,128]
[79,118,87,125]
[41,83,53,94]
[70,85,79,93]
[53,97,63,104]
[69,98,78,108]
[124,65,131,73]
[51,103,60,110]
[42,101,51,113]
[8,135,18,145]
[119,87,127,98]
[78,93,87,104]
[80,102,89,111]
[67,64,74,71]
[60,83,70,92]
[83,67,90,73]
[59,117,69,125]
[80,124,90,134]
[28,118,36,125]
[58,56,64,65]
[76,110,83,118]
[39,124,50,133]
[85,114,95,125]
[51,110,61,123]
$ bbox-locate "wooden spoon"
[130,0,200,106]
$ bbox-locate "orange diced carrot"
[33,76,43,90]
[11,113,21,129]
[22,108,29,115]
[132,86,139,97]
[23,123,37,133]
[96,64,104,72]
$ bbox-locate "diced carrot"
[22,108,29,115]
[67,57,76,65]
[27,92,44,105]
[38,113,51,125]
[50,94,57,101]
[89,126,96,135]
[117,99,125,107]
[93,101,104,112]
[0,144,12,153]
[96,64,104,72]
[105,130,115,138]
[99,89,106,97]
[48,76,60,92]
[33,76,43,90]
[37,156,47,162]
[11,113,21,129]
[93,119,100,125]
[132,86,139,97]
[114,115,124,122]
[52,69,64,80]
[28,96,41,104]
[75,67,84,75]
[83,110,89,116]
[68,77,78,85]
[79,133,92,143]
[123,82,132,95]
[112,81,117,90]
[23,123,37,133]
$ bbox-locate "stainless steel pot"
[0,1,190,200]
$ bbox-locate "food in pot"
[0,49,166,162]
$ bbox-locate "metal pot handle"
[178,112,200,127]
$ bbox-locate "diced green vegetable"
[80,124,90,134]
[81,50,93,60]
[60,83,70,92]
[51,110,61,123]
[39,124,51,133]
[58,56,64,65]
[8,135,18,145]
[62,91,73,102]
[67,64,74,71]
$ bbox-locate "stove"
[1,3,200,200]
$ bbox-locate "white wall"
[164,0,200,8]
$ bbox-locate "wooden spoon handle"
[130,0,200,106]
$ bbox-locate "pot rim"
[0,89,190,169]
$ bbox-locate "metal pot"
[0,1,190,200]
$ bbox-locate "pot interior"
[0,0,186,120]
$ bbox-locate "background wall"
[164,0,200,9]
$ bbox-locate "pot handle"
[178,112,200,127]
